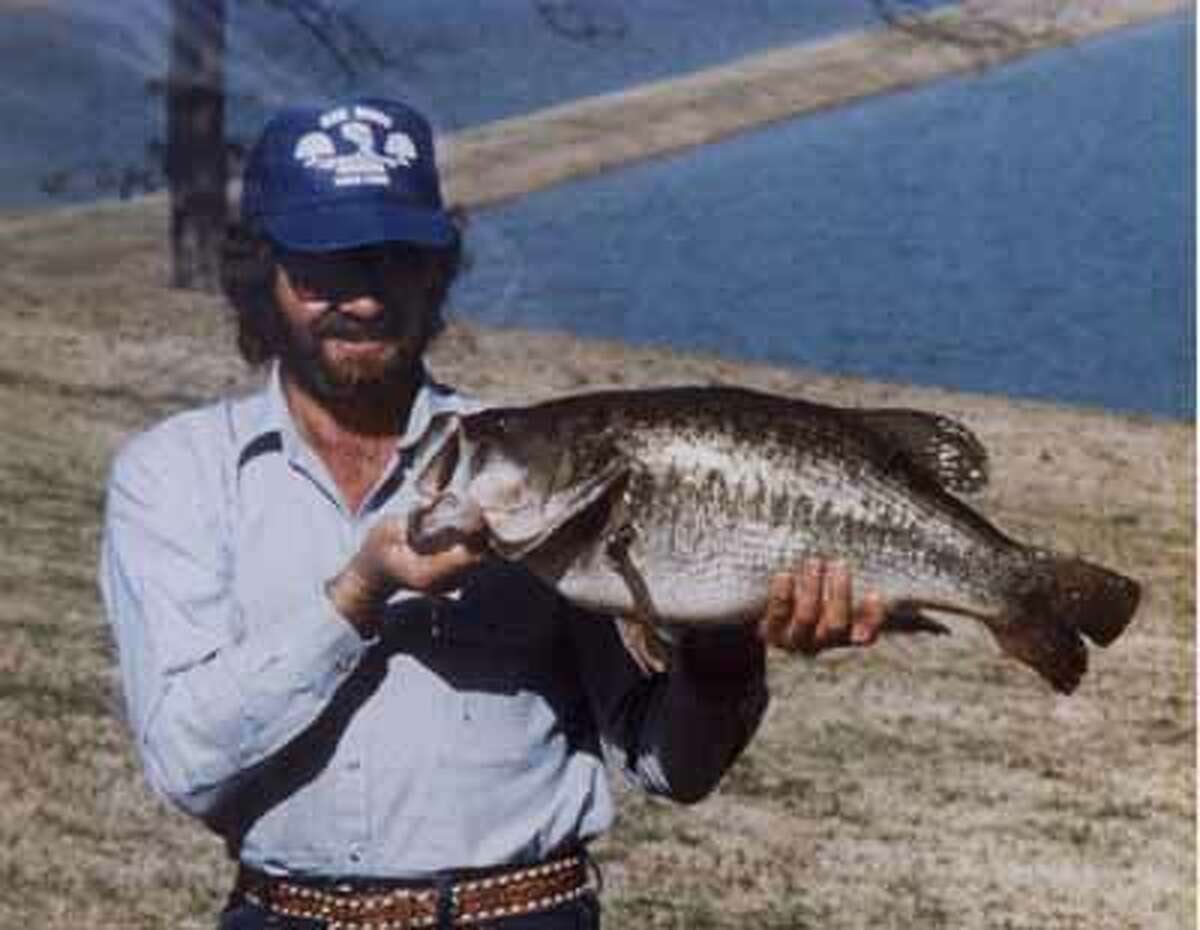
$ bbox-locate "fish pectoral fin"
[605,523,670,674]
[604,523,658,617]
[855,408,989,494]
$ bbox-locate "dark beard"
[277,306,428,406]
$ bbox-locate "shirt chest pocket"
[447,685,557,768]
[429,581,566,767]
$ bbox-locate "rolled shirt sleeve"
[566,606,769,805]
[100,417,369,818]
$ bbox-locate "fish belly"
[558,432,1009,626]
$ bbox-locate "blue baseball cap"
[240,98,457,252]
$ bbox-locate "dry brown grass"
[0,186,1191,930]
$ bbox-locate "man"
[100,98,886,930]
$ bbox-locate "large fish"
[409,386,1139,693]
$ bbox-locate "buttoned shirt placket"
[266,369,465,873]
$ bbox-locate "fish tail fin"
[1038,554,1142,647]
[990,619,1088,695]
[992,554,1141,694]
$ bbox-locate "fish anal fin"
[879,595,1087,692]
[880,604,952,637]
[856,408,989,494]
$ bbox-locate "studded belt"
[234,851,591,929]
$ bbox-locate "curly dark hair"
[219,216,464,366]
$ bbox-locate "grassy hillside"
[0,190,1191,928]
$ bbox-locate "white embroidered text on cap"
[294,104,418,189]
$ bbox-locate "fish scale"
[606,422,998,624]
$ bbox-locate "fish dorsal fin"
[854,408,990,494]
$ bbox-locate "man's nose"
[334,292,384,318]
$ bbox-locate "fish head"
[411,405,627,559]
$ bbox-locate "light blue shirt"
[100,365,768,878]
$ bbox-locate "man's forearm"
[132,588,369,817]
[639,626,770,804]
[676,625,767,699]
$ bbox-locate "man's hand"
[678,558,885,692]
[758,559,887,655]
[326,515,484,635]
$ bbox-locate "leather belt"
[235,852,591,929]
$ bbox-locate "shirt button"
[349,848,363,864]
[347,759,361,772]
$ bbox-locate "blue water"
[0,5,1191,418]
[228,0,913,129]
[451,13,1195,419]
[0,0,898,207]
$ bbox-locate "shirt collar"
[255,361,473,466]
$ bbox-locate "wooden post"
[167,0,227,292]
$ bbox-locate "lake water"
[0,0,901,207]
[451,13,1195,419]
[0,5,1191,418]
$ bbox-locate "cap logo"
[293,104,418,188]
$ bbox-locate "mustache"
[312,309,404,342]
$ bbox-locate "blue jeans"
[218,891,601,930]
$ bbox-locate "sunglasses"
[274,244,436,301]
